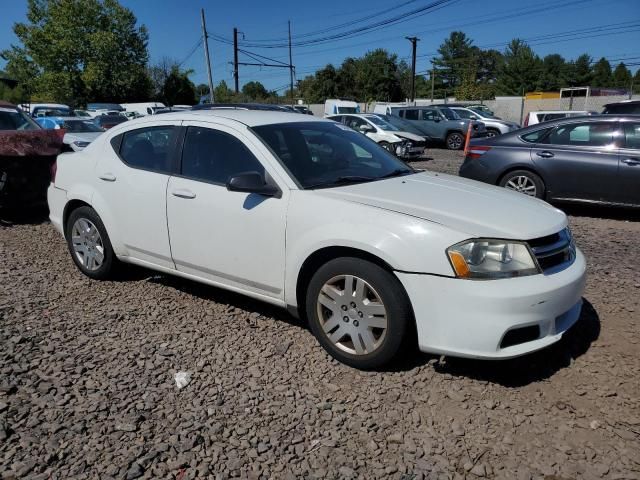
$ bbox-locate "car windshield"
[367,116,400,131]
[439,108,460,120]
[0,108,40,131]
[253,122,414,189]
[62,120,104,133]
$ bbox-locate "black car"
[459,115,640,207]
[602,100,640,115]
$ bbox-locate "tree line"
[1,1,638,106]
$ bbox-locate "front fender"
[284,191,463,306]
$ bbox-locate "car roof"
[604,99,640,107]
[138,109,327,127]
[0,100,18,109]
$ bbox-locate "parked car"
[35,116,104,151]
[86,103,125,117]
[523,110,596,126]
[27,103,72,118]
[459,115,640,207]
[445,103,496,117]
[0,101,63,208]
[324,99,360,116]
[448,106,520,137]
[72,110,92,118]
[93,114,128,130]
[327,113,425,160]
[48,109,586,369]
[602,100,640,115]
[120,102,165,117]
[389,106,487,150]
[293,105,313,115]
[374,113,432,138]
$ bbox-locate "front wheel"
[65,206,118,279]
[486,129,500,138]
[445,132,464,150]
[499,170,545,199]
[305,257,412,369]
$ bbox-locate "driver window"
[181,127,265,185]
[345,116,365,130]
[422,109,438,121]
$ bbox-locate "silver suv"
[390,106,486,150]
[449,106,520,137]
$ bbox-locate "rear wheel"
[486,128,500,138]
[445,132,464,150]
[499,170,545,199]
[65,206,118,279]
[305,257,412,369]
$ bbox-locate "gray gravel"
[1,149,639,479]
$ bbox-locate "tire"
[486,129,500,138]
[499,169,545,199]
[445,131,464,150]
[65,206,118,280]
[305,257,412,369]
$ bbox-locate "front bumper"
[397,248,587,359]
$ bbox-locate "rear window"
[521,129,551,143]
[545,122,617,147]
[117,126,178,173]
[603,103,640,115]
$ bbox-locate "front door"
[531,121,621,203]
[166,122,288,300]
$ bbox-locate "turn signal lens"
[448,251,471,278]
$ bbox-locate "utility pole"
[288,20,294,106]
[201,9,214,103]
[430,67,435,104]
[405,36,419,104]
[233,28,239,94]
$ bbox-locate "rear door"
[619,121,640,206]
[531,121,621,203]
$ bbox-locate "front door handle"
[536,151,554,158]
[172,189,196,199]
[99,173,116,182]
[622,158,640,166]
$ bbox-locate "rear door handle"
[622,158,640,166]
[172,189,196,199]
[536,151,554,158]
[99,173,116,182]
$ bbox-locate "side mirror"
[358,124,374,133]
[226,171,281,198]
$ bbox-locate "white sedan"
[47,110,586,369]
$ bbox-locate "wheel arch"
[62,199,92,234]
[294,246,396,318]
[497,166,547,198]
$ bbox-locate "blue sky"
[1,0,639,92]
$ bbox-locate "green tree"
[1,0,151,106]
[354,49,404,102]
[566,54,592,86]
[591,57,612,87]
[496,39,541,95]
[633,69,640,94]
[242,81,268,100]
[213,80,233,103]
[433,31,474,90]
[537,54,567,91]
[161,66,196,105]
[612,62,632,89]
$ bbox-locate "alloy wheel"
[316,274,388,355]
[71,218,105,271]
[447,134,463,149]
[505,175,537,196]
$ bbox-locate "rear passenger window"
[404,110,419,120]
[181,127,264,185]
[119,126,178,173]
[521,129,550,143]
[546,123,617,147]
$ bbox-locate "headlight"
[72,141,91,148]
[447,239,540,279]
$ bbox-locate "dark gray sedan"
[459,115,640,207]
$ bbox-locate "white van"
[324,99,360,116]
[120,102,166,117]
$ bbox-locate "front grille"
[527,228,575,274]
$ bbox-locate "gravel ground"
[1,149,639,480]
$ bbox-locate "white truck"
[120,102,166,117]
[324,99,360,116]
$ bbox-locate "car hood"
[391,131,425,142]
[63,132,102,144]
[314,171,566,239]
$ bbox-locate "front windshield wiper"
[305,175,377,189]
[306,170,414,189]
